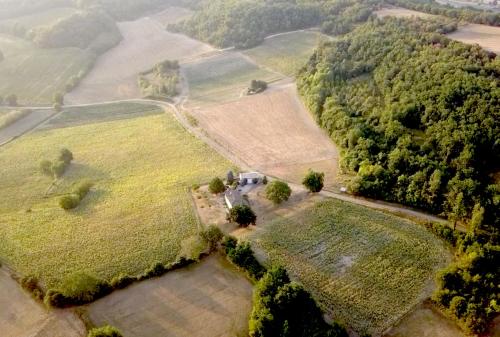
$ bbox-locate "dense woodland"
[30,10,121,53]
[298,17,500,333]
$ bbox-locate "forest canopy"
[297,17,500,236]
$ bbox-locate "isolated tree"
[87,325,123,337]
[302,170,325,193]
[208,177,225,194]
[53,92,64,106]
[58,148,73,164]
[227,170,235,185]
[59,194,80,210]
[5,94,17,106]
[265,181,291,205]
[229,205,256,227]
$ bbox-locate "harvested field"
[374,7,435,19]
[150,6,193,25]
[243,31,331,76]
[448,24,500,54]
[0,267,85,337]
[375,7,500,54]
[183,52,283,106]
[251,198,451,335]
[87,255,253,337]
[0,103,233,289]
[0,108,57,145]
[0,34,94,105]
[189,85,340,188]
[66,17,213,104]
[383,303,464,337]
[0,7,77,31]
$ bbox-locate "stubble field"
[66,17,214,104]
[0,103,233,290]
[87,255,253,337]
[188,85,340,187]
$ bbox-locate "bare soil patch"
[188,85,340,188]
[383,303,464,337]
[87,255,253,337]
[0,109,57,145]
[150,6,193,25]
[192,185,228,226]
[448,24,500,54]
[375,7,435,19]
[66,17,213,104]
[0,268,85,337]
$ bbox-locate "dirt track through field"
[0,109,57,145]
[66,17,213,104]
[188,84,340,188]
[87,255,253,337]
[0,268,85,337]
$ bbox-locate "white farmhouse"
[239,172,263,184]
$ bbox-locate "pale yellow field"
[448,24,500,53]
[189,85,340,187]
[66,17,213,104]
[375,7,500,54]
[88,255,253,337]
[0,268,85,337]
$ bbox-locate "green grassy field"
[0,103,234,289]
[0,33,94,105]
[243,31,332,76]
[252,199,450,335]
[183,52,282,106]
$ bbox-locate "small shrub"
[302,170,325,193]
[227,170,235,184]
[51,160,67,178]
[265,180,292,205]
[87,325,123,337]
[144,262,167,278]
[229,205,256,227]
[40,160,53,177]
[110,274,136,289]
[59,194,80,210]
[208,177,226,194]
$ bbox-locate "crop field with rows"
[0,103,233,290]
[252,198,450,335]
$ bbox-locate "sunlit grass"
[0,105,234,289]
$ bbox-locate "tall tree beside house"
[229,205,257,227]
[209,177,226,194]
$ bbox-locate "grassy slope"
[0,33,94,105]
[243,31,332,76]
[0,104,234,289]
[183,52,282,105]
[252,199,450,335]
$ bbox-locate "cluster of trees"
[387,0,500,26]
[30,10,122,54]
[170,0,324,48]
[249,265,348,337]
[40,148,74,179]
[298,17,500,333]
[138,60,180,99]
[266,180,292,205]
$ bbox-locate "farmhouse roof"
[225,189,249,207]
[240,172,262,180]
